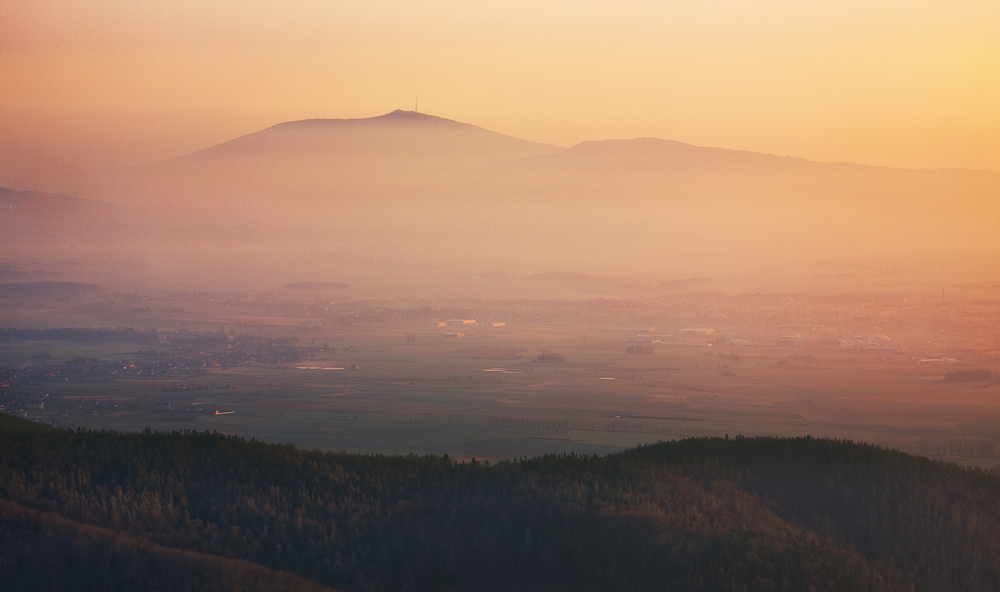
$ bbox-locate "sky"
[2,0,998,191]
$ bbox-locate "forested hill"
[2,414,999,592]
[0,499,337,592]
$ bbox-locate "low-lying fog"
[2,110,998,297]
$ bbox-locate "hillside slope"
[0,499,337,592]
[3,413,999,591]
[0,187,122,242]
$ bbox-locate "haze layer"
[3,111,998,294]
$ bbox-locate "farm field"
[4,290,998,465]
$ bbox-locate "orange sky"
[1,0,998,191]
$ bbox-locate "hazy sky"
[2,0,998,190]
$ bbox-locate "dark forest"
[2,413,998,591]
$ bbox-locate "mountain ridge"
[0,186,112,209]
[3,414,999,591]
[166,111,1000,175]
[166,109,561,164]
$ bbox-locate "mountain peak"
[155,109,561,173]
[370,109,464,126]
[383,109,430,119]
[260,110,470,134]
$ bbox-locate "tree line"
[2,413,999,591]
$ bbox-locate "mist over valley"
[3,109,999,592]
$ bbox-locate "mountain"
[508,136,1000,263]
[91,110,1000,230]
[527,137,809,172]
[520,136,1000,205]
[0,187,123,242]
[8,112,1000,292]
[182,110,559,162]
[98,110,562,206]
[1,186,115,218]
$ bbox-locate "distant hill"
[183,110,558,162]
[6,112,1000,291]
[282,282,350,292]
[0,186,113,212]
[0,282,101,299]
[91,111,1000,257]
[0,187,111,210]
[3,413,999,591]
[527,137,809,172]
[518,136,1000,209]
[0,187,115,239]
[0,186,147,249]
[0,327,156,343]
[102,110,562,205]
[511,135,1000,265]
